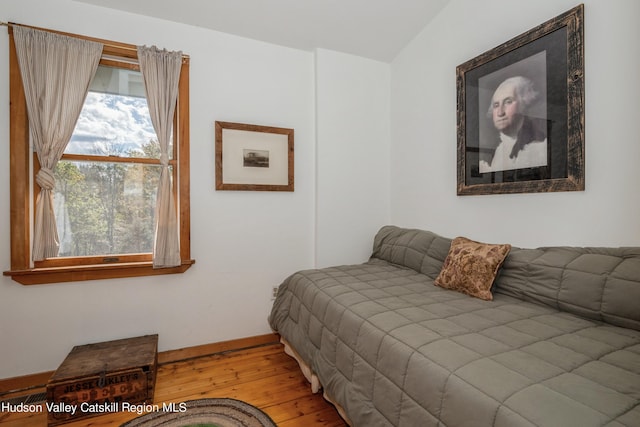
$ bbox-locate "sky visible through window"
[66,91,156,157]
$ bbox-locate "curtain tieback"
[36,167,56,190]
[160,152,169,166]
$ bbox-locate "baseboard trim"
[0,333,281,396]
[0,371,54,396]
[158,333,280,365]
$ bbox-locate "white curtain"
[137,45,183,268]
[13,26,102,261]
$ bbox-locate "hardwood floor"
[0,334,347,427]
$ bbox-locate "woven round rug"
[120,398,277,427]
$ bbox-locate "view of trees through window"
[53,65,168,257]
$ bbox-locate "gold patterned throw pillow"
[435,237,511,301]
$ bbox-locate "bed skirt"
[280,337,352,426]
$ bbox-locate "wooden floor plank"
[0,340,347,427]
[264,395,345,425]
[157,348,293,389]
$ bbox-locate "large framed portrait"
[456,4,584,195]
[215,121,294,191]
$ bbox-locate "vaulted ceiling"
[76,0,450,62]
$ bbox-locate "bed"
[268,226,640,426]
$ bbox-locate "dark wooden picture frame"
[456,4,584,195]
[215,121,294,192]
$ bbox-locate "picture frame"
[456,4,584,196]
[215,121,294,192]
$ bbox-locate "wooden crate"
[46,334,158,426]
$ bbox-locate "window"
[56,65,161,258]
[4,27,193,284]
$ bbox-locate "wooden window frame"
[3,25,194,285]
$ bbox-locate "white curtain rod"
[1,21,189,62]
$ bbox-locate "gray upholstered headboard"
[495,245,640,331]
[370,225,451,280]
[370,226,640,331]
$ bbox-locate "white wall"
[2,0,637,380]
[0,0,374,380]
[390,0,640,248]
[315,49,391,267]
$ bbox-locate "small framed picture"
[215,121,294,191]
[456,4,584,195]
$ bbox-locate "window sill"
[3,260,195,285]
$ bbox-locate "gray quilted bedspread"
[269,226,640,427]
